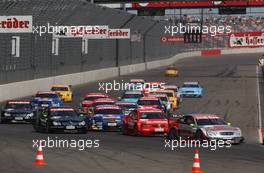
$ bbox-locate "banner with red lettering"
[0,16,32,33]
[229,32,264,48]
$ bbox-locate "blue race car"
[33,91,63,109]
[179,82,203,98]
[119,91,144,103]
[116,101,138,116]
[90,105,124,131]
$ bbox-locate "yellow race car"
[150,89,178,109]
[165,66,179,77]
[51,84,73,102]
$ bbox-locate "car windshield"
[158,97,168,102]
[6,103,32,110]
[138,100,160,105]
[84,96,105,101]
[140,112,164,119]
[36,93,58,98]
[94,109,123,115]
[51,87,68,91]
[50,110,78,117]
[196,118,227,126]
[123,93,143,99]
[182,84,199,88]
[118,104,137,110]
[92,102,115,107]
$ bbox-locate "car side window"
[180,117,187,124]
[186,116,195,125]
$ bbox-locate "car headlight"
[4,112,11,117]
[207,131,217,137]
[79,121,86,126]
[52,121,61,126]
[234,130,242,136]
[27,113,34,117]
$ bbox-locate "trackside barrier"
[0,67,118,102]
[201,49,221,56]
[0,48,263,103]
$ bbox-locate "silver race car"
[168,114,244,144]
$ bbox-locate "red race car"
[122,108,168,136]
[137,96,164,110]
[80,93,108,113]
[143,82,165,95]
[86,98,116,116]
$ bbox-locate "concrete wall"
[1,47,263,102]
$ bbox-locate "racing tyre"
[45,123,52,133]
[122,124,128,135]
[168,128,179,140]
[195,130,205,142]
[133,127,139,136]
[0,116,4,124]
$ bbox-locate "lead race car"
[179,82,203,98]
[167,114,244,144]
[33,107,88,134]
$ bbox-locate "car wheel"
[122,124,128,135]
[133,127,139,136]
[168,128,179,140]
[45,123,51,133]
[0,116,4,124]
[195,130,205,142]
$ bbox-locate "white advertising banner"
[0,16,32,33]
[229,32,264,48]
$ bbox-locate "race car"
[150,89,178,109]
[89,105,124,131]
[51,84,73,102]
[33,91,63,109]
[33,107,87,133]
[80,93,108,113]
[119,91,144,103]
[165,66,179,77]
[167,114,244,144]
[143,82,165,95]
[122,108,168,136]
[0,100,36,123]
[127,79,145,91]
[137,96,165,111]
[148,94,172,114]
[86,98,116,116]
[179,82,203,98]
[116,101,138,116]
[163,84,183,103]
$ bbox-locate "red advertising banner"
[229,32,264,48]
[132,0,264,8]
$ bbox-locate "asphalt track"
[0,53,264,173]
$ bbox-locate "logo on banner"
[229,32,264,48]
[0,15,32,33]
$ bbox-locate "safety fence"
[0,0,263,85]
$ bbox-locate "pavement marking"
[256,65,263,144]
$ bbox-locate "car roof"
[164,85,178,89]
[116,101,137,105]
[94,98,115,102]
[37,91,57,94]
[139,96,159,100]
[49,107,74,111]
[153,89,174,93]
[189,114,220,119]
[95,105,121,110]
[51,84,69,87]
[138,108,163,113]
[148,94,167,98]
[183,82,199,85]
[124,91,142,94]
[7,100,31,104]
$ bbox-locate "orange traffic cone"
[192,149,202,173]
[34,142,46,165]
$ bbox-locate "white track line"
[256,65,263,144]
